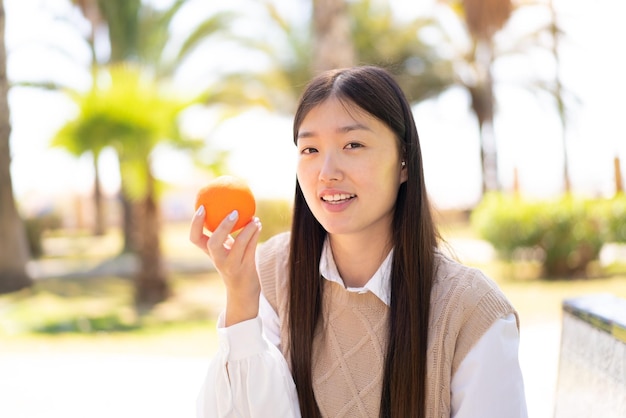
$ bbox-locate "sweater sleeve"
[196,315,301,418]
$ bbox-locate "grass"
[2,221,626,357]
[439,218,626,314]
[0,272,223,356]
[493,264,626,326]
[440,222,626,327]
[0,223,224,356]
[1,274,224,332]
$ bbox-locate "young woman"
[190,66,527,418]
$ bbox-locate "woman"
[190,66,527,418]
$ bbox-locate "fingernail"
[228,210,239,221]
[195,206,205,217]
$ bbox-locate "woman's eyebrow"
[297,130,315,140]
[297,123,371,139]
[338,123,371,133]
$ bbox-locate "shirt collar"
[319,237,392,306]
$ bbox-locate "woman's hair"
[288,66,438,418]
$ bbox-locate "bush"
[471,193,620,278]
[535,197,605,277]
[605,194,626,243]
[470,193,544,260]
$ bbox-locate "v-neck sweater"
[257,232,518,418]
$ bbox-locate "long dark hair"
[288,66,438,418]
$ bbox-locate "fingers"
[191,207,261,265]
[209,210,261,264]
[189,207,262,314]
[207,210,239,257]
[189,205,209,253]
[235,216,262,263]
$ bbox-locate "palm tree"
[437,0,514,195]
[471,0,575,197]
[230,0,452,116]
[54,64,200,308]
[546,0,570,194]
[223,1,314,115]
[50,104,110,236]
[53,0,246,308]
[70,0,238,251]
[0,0,32,293]
[351,0,454,104]
[312,0,356,71]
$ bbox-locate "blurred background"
[0,0,625,417]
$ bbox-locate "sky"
[4,0,626,220]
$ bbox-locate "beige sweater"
[257,232,518,418]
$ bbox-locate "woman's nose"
[319,153,342,183]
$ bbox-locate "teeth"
[322,193,355,202]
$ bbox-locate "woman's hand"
[189,206,263,326]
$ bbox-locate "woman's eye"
[345,142,363,149]
[301,147,318,154]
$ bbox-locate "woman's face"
[296,97,407,239]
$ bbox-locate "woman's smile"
[320,190,357,213]
[321,193,356,203]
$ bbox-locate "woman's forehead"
[301,97,377,127]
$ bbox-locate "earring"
[401,161,406,167]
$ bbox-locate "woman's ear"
[400,160,408,183]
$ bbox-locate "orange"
[195,175,256,233]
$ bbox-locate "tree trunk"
[615,155,623,195]
[512,165,520,196]
[119,189,138,253]
[77,0,107,236]
[477,118,499,195]
[0,0,32,293]
[548,0,571,194]
[92,151,106,235]
[134,168,168,311]
[469,40,499,196]
[458,0,513,200]
[312,0,356,73]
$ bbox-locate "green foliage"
[470,193,543,260]
[226,0,313,114]
[605,194,626,243]
[350,0,454,103]
[227,0,456,115]
[53,64,199,200]
[0,276,131,335]
[535,197,605,277]
[97,0,142,63]
[34,313,140,334]
[0,274,214,336]
[471,193,626,278]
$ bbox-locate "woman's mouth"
[321,193,356,204]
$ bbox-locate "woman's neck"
[329,232,392,288]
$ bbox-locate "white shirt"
[197,244,528,417]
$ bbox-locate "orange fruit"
[195,175,256,233]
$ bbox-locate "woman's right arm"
[190,207,301,417]
[195,314,300,417]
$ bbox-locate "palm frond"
[175,11,236,64]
